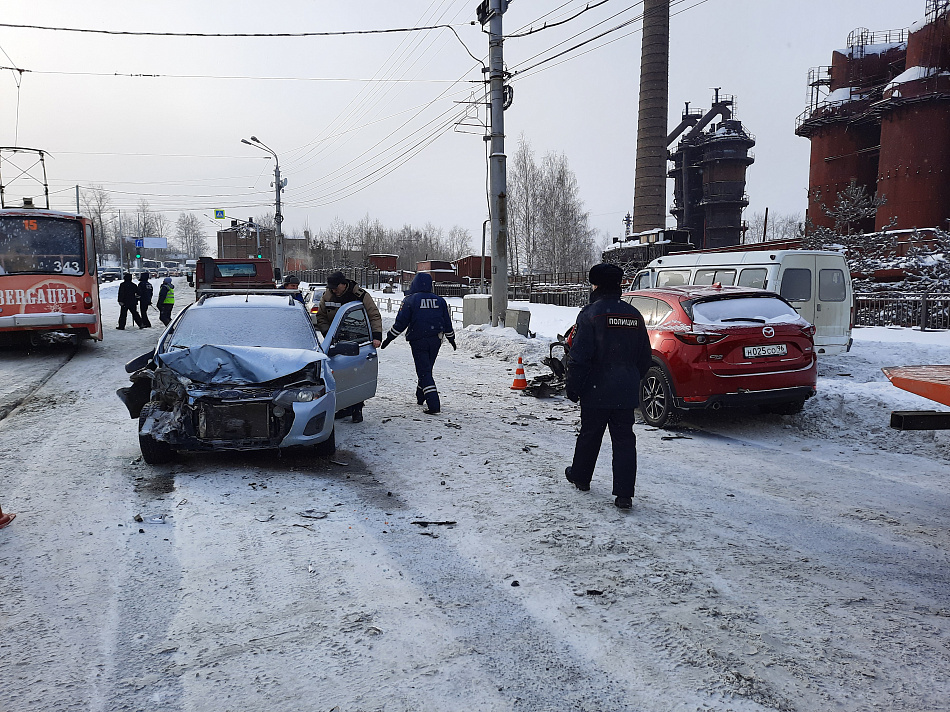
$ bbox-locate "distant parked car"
[156,268,169,278]
[99,267,122,282]
[622,285,818,427]
[116,293,378,464]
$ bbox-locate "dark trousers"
[158,304,173,326]
[570,406,638,497]
[139,303,152,327]
[118,302,142,328]
[410,336,442,411]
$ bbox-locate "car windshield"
[167,306,318,350]
[690,296,802,325]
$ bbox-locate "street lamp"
[241,136,285,271]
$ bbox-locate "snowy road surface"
[1,278,949,711]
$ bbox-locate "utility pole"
[479,0,510,326]
[75,185,80,214]
[273,161,284,272]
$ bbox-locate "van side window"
[656,270,690,287]
[780,268,812,302]
[818,269,847,302]
[737,268,768,289]
[694,268,736,286]
[633,271,651,290]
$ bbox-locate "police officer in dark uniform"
[564,263,653,509]
[380,273,455,414]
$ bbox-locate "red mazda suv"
[622,285,818,427]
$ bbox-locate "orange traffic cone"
[511,357,528,390]
[0,505,15,530]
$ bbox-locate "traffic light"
[257,253,262,258]
[136,252,141,259]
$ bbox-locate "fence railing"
[854,292,950,330]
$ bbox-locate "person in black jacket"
[564,263,653,509]
[380,273,455,414]
[137,272,153,328]
[116,273,143,329]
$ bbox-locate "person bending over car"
[564,263,652,510]
[380,272,455,415]
[315,271,383,423]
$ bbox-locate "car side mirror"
[125,350,154,373]
[327,341,359,357]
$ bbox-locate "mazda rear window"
[690,296,801,325]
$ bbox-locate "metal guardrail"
[854,293,950,330]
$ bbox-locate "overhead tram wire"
[508,1,589,35]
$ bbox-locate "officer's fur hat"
[588,263,623,288]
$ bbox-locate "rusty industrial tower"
[667,91,756,249]
[796,0,950,233]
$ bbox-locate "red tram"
[0,205,103,341]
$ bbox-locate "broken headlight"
[273,384,326,408]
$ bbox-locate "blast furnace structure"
[797,0,950,233]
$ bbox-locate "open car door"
[322,301,379,411]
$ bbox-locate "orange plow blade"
[882,365,950,407]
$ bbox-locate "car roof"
[624,285,777,301]
[192,294,306,310]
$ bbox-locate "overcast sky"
[0,0,916,249]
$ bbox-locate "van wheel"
[640,367,681,428]
[139,403,177,465]
[314,426,336,456]
[764,399,806,416]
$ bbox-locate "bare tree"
[175,212,208,259]
[79,185,114,261]
[445,226,472,259]
[745,211,803,243]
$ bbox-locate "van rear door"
[813,255,852,354]
[777,253,816,327]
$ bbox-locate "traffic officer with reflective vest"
[380,272,455,414]
[157,277,175,326]
[564,263,653,509]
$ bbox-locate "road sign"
[134,239,144,248]
[215,209,226,219]
[143,238,167,249]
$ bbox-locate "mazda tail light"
[800,324,817,337]
[674,332,727,345]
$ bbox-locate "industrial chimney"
[632,0,671,234]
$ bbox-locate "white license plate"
[744,344,787,358]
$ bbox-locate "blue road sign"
[214,209,226,219]
[134,239,144,248]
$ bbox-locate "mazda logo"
[762,326,775,338]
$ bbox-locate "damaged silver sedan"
[118,294,378,464]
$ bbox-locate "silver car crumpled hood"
[157,344,325,385]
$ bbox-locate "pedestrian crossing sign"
[214,209,226,219]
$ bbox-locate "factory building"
[796,0,950,233]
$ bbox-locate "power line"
[0,21,471,38]
[512,0,712,80]
[0,66,464,83]
[506,0,613,38]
